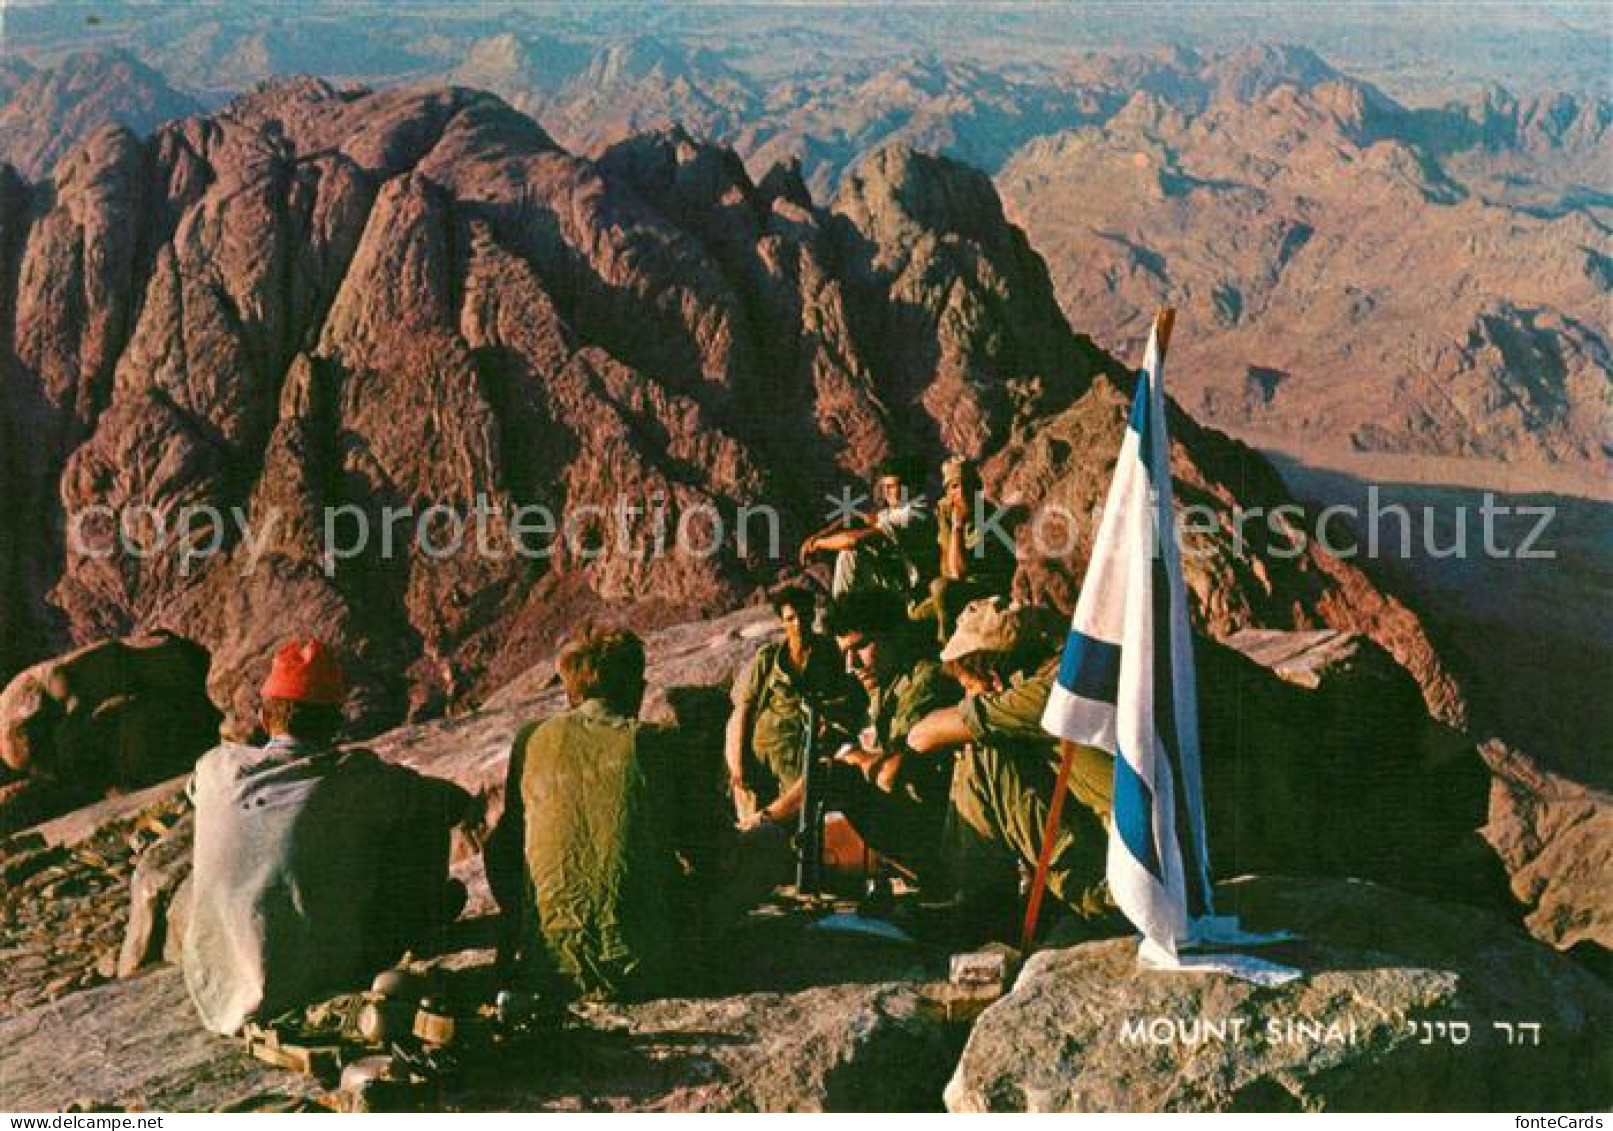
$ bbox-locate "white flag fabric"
[1040,317,1297,981]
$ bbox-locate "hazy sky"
[4,1,1608,101]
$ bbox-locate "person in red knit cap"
[182,639,479,1035]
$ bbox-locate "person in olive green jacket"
[511,626,679,1000]
[752,589,960,887]
[493,626,792,1001]
[726,585,856,821]
[907,598,1114,927]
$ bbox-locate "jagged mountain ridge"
[472,37,1612,474]
[0,78,1458,734]
[3,47,1604,479]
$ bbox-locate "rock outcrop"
[0,968,324,1112]
[0,79,1459,736]
[1481,740,1613,972]
[116,812,194,978]
[0,632,220,833]
[946,876,1613,1112]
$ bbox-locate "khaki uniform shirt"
[872,659,958,805]
[733,637,849,788]
[958,660,1114,819]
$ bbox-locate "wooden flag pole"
[1154,307,1176,359]
[1019,308,1176,953]
[1019,738,1081,950]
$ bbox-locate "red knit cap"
[260,639,347,705]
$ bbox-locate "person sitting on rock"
[909,457,1019,645]
[507,626,685,999]
[799,457,937,600]
[183,640,476,1036]
[906,599,1115,935]
[725,585,857,824]
[490,626,793,1000]
[750,589,960,890]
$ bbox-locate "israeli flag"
[1042,312,1296,981]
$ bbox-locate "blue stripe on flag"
[1113,750,1162,880]
[1151,553,1208,917]
[1056,630,1122,704]
[1127,371,1150,438]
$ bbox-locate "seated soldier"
[725,585,855,823]
[754,590,960,889]
[907,598,1115,933]
[910,457,1018,644]
[184,640,475,1036]
[799,457,937,600]
[502,626,791,1000]
[509,626,676,1000]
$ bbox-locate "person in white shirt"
[183,640,477,1035]
[799,457,938,599]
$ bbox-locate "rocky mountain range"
[995,45,1610,474]
[0,76,1456,737]
[0,49,201,182]
[451,36,1613,476]
[3,41,1605,481]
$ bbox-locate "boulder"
[0,967,321,1112]
[1223,627,1372,689]
[1195,632,1500,904]
[946,876,1613,1112]
[468,983,961,1112]
[0,632,221,832]
[117,812,195,978]
[589,984,957,1111]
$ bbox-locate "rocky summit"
[946,876,1613,1113]
[0,78,1455,737]
[0,616,1604,1112]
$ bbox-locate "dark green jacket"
[872,658,958,808]
[958,660,1113,819]
[518,699,677,999]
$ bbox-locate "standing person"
[184,640,476,1036]
[911,457,1019,644]
[800,457,937,600]
[725,586,856,822]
